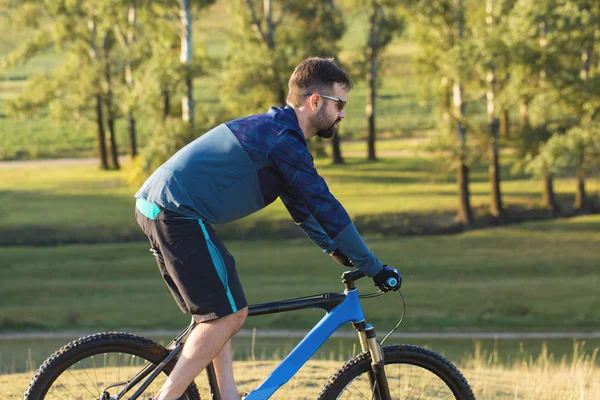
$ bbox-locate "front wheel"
[318,344,475,400]
[23,332,201,400]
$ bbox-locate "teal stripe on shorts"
[198,220,238,313]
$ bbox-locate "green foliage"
[526,121,600,178]
[124,105,228,188]
[221,0,346,115]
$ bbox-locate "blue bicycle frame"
[122,270,391,400]
[244,288,365,400]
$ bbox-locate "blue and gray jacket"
[135,105,383,277]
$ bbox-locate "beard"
[313,107,340,139]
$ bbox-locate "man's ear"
[308,94,320,112]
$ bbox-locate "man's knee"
[229,307,248,330]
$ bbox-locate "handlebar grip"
[386,277,398,287]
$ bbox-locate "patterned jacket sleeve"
[280,189,337,254]
[269,131,383,277]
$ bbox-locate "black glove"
[329,248,354,268]
[373,266,402,292]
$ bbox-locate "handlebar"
[342,269,398,290]
[341,269,365,290]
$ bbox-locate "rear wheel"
[23,332,202,400]
[318,344,475,400]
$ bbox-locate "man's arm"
[280,190,337,254]
[269,131,383,277]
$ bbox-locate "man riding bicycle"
[134,57,402,400]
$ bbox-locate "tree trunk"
[441,77,452,126]
[128,112,137,157]
[126,2,137,158]
[162,89,170,121]
[575,45,592,211]
[485,2,504,220]
[457,159,472,226]
[88,19,108,170]
[488,120,503,219]
[575,166,587,212]
[500,108,509,138]
[454,82,473,226]
[179,0,194,124]
[366,3,378,161]
[103,33,120,170]
[95,96,109,170]
[331,130,344,164]
[366,58,377,161]
[542,173,558,214]
[487,69,503,219]
[519,100,529,133]
[311,137,327,158]
[453,0,472,226]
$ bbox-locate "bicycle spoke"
[429,383,446,399]
[91,355,99,394]
[65,368,99,399]
[47,387,68,400]
[54,380,80,400]
[404,365,426,399]
[343,374,371,399]
[415,374,437,399]
[104,352,108,392]
[79,361,101,397]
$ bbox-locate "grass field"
[2,344,599,399]
[1,154,598,245]
[1,213,599,333]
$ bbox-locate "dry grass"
[3,344,599,399]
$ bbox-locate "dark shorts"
[135,203,247,322]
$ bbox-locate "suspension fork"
[353,321,391,400]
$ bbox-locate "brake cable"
[360,289,406,345]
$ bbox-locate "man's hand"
[329,248,354,267]
[373,266,402,292]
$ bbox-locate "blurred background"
[0,0,599,398]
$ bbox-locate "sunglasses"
[304,92,347,112]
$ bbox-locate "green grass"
[1,214,599,332]
[0,155,597,245]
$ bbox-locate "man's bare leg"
[212,339,240,399]
[154,307,248,400]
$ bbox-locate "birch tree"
[408,0,477,226]
[363,1,404,161]
[473,0,517,219]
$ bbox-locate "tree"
[363,1,404,161]
[526,122,600,211]
[2,0,118,169]
[222,0,346,116]
[550,1,600,211]
[408,0,477,226]
[113,0,140,158]
[473,0,518,220]
[504,0,565,213]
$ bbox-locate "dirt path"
[0,156,130,168]
[2,329,599,341]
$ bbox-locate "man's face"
[310,83,347,139]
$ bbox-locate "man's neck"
[289,104,316,140]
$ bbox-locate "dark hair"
[287,57,353,107]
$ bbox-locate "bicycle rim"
[319,345,474,400]
[23,333,200,400]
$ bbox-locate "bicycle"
[23,269,475,399]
